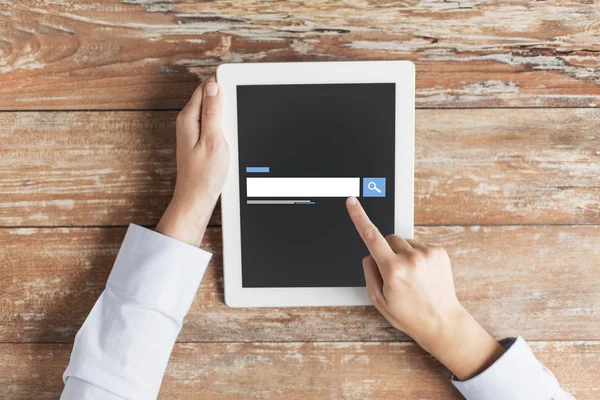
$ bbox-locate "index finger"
[346,196,395,264]
[182,80,208,118]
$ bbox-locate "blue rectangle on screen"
[246,167,270,173]
[363,177,386,197]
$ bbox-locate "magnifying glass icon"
[368,181,382,193]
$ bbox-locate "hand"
[156,77,230,247]
[346,196,504,380]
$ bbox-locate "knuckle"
[177,109,187,122]
[202,103,219,116]
[367,290,380,305]
[378,254,395,268]
[176,110,189,128]
[386,266,404,282]
[407,251,425,266]
[350,210,363,221]
[201,135,225,152]
[435,245,448,256]
[362,225,380,242]
[362,255,373,266]
[428,245,447,258]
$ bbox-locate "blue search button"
[363,177,386,197]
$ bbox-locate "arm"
[61,77,229,400]
[345,196,574,400]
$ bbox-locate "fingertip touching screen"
[237,83,395,288]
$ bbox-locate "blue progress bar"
[294,201,316,205]
[246,167,270,173]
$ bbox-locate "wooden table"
[2,1,599,399]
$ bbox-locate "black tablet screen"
[237,83,395,287]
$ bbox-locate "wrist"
[412,303,467,355]
[419,305,505,381]
[156,192,218,247]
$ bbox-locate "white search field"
[247,177,360,197]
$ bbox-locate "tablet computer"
[217,60,414,307]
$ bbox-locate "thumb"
[199,78,223,144]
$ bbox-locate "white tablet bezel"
[217,60,414,308]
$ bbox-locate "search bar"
[247,177,360,197]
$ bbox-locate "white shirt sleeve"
[60,224,212,400]
[60,225,571,400]
[452,336,574,400]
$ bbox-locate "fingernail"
[348,196,358,206]
[206,83,218,97]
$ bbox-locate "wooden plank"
[2,109,599,226]
[0,111,220,227]
[1,1,600,109]
[1,341,597,399]
[2,225,599,343]
[416,108,600,225]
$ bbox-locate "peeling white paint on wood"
[1,1,600,108]
[1,2,599,398]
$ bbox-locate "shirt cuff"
[62,224,212,399]
[107,223,212,316]
[61,377,126,400]
[452,336,561,400]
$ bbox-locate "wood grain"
[2,225,599,343]
[3,1,599,398]
[0,111,220,227]
[2,1,600,109]
[2,109,599,227]
[1,341,597,400]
